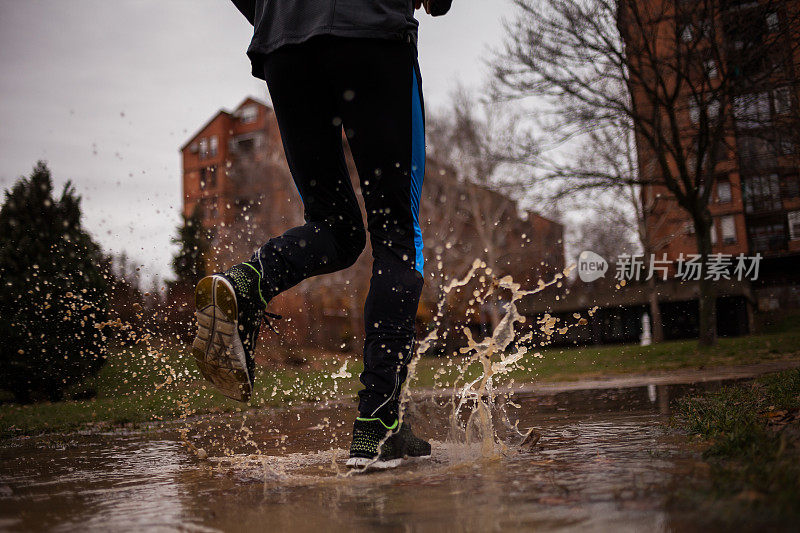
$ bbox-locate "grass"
[2,312,800,437]
[673,369,800,521]
[410,324,800,389]
[0,342,362,438]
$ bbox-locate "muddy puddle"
[0,380,746,533]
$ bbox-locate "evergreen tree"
[171,207,209,287]
[0,162,109,403]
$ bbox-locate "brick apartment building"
[180,97,295,233]
[180,97,564,354]
[518,0,800,345]
[630,0,800,313]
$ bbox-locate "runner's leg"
[321,38,426,424]
[254,42,367,299]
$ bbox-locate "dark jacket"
[231,0,419,79]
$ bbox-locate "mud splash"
[51,256,596,475]
[400,259,586,460]
[135,258,587,473]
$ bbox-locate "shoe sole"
[191,275,252,402]
[345,453,431,470]
[345,457,403,470]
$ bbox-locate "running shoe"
[191,261,278,402]
[346,417,432,469]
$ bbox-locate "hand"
[414,0,431,14]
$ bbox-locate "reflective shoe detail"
[226,261,269,309]
[347,417,431,469]
[349,417,397,459]
[191,275,252,402]
[345,457,403,469]
[223,262,281,384]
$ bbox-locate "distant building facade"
[180,97,294,235]
[628,0,800,312]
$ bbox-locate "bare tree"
[493,0,800,345]
[568,203,637,261]
[563,120,675,342]
[424,89,548,328]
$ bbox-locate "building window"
[766,12,779,33]
[720,215,737,244]
[680,24,694,42]
[711,220,718,245]
[198,138,209,159]
[788,211,800,240]
[773,87,792,115]
[704,59,718,79]
[234,135,256,153]
[717,181,732,203]
[743,174,781,212]
[733,92,771,129]
[708,98,720,120]
[689,97,699,124]
[749,222,787,252]
[737,135,778,170]
[200,198,219,219]
[209,135,219,157]
[199,166,217,190]
[241,105,258,124]
[689,96,720,124]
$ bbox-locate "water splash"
[400,260,582,460]
[67,252,591,475]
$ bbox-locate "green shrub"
[0,162,109,403]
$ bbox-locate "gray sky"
[0,0,510,282]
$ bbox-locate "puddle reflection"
[0,380,735,532]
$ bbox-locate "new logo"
[577,250,608,282]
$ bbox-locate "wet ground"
[0,380,757,532]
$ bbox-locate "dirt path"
[410,359,800,399]
[507,359,800,394]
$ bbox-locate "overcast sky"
[0,0,511,282]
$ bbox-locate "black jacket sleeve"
[231,0,256,25]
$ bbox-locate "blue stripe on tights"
[410,66,425,275]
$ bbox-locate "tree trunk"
[695,216,717,347]
[697,276,717,346]
[646,275,665,343]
